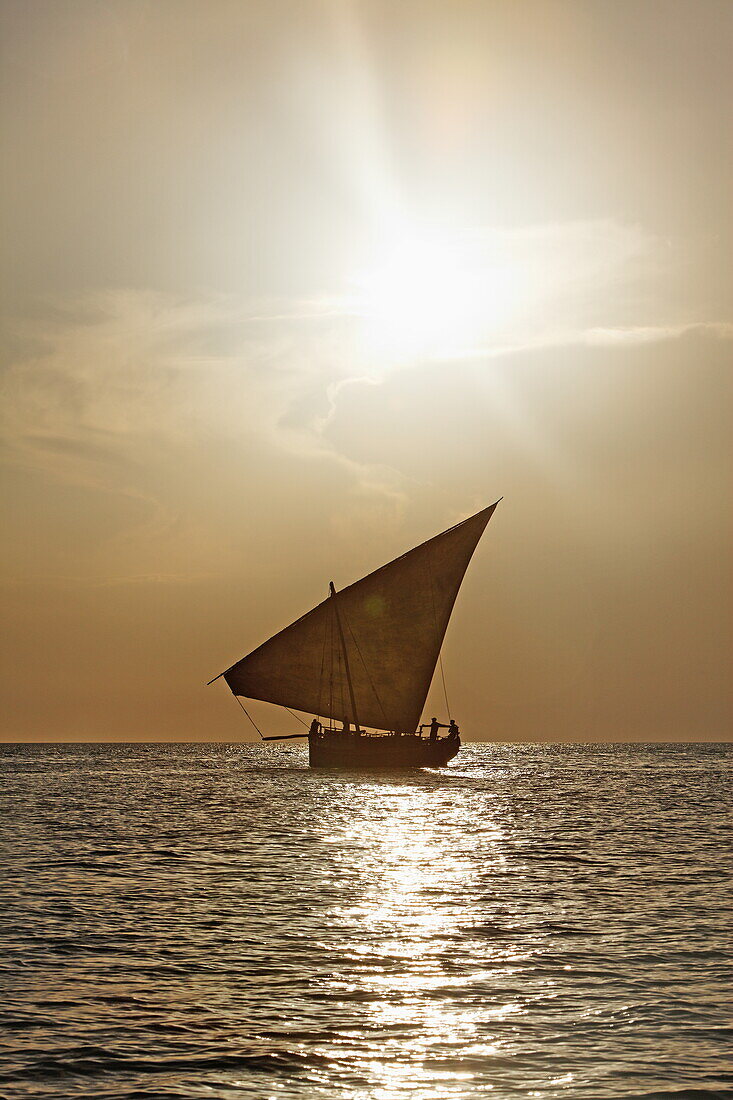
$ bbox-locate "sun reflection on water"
[317,778,521,1097]
[6,744,728,1098]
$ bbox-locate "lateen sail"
[222,502,499,733]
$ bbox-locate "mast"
[329,581,361,734]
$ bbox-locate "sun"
[351,230,522,362]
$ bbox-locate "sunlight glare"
[353,231,522,361]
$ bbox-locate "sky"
[1,0,731,742]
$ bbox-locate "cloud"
[447,320,733,364]
[0,287,417,584]
[1,219,729,552]
[584,321,733,345]
[1,290,312,476]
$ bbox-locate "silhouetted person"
[342,715,350,733]
[448,719,459,740]
[309,718,321,736]
[428,716,448,742]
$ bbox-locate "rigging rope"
[233,694,265,739]
[438,652,451,721]
[343,608,389,729]
[234,694,308,738]
[317,603,328,721]
[427,550,452,721]
[328,598,335,720]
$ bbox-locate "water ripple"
[1,742,731,1099]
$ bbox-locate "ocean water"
[1,743,731,1100]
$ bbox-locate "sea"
[1,743,731,1100]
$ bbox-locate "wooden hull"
[308,731,460,769]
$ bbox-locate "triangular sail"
[222,502,499,733]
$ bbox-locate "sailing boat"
[212,501,500,767]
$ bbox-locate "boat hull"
[308,731,460,769]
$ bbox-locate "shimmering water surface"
[1,743,731,1100]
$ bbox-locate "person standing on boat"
[424,716,448,742]
[309,718,321,736]
[342,715,350,733]
[448,719,459,740]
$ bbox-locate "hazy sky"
[1,0,731,742]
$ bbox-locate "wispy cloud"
[447,320,733,364]
[2,219,729,536]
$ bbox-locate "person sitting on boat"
[447,719,459,740]
[309,718,321,736]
